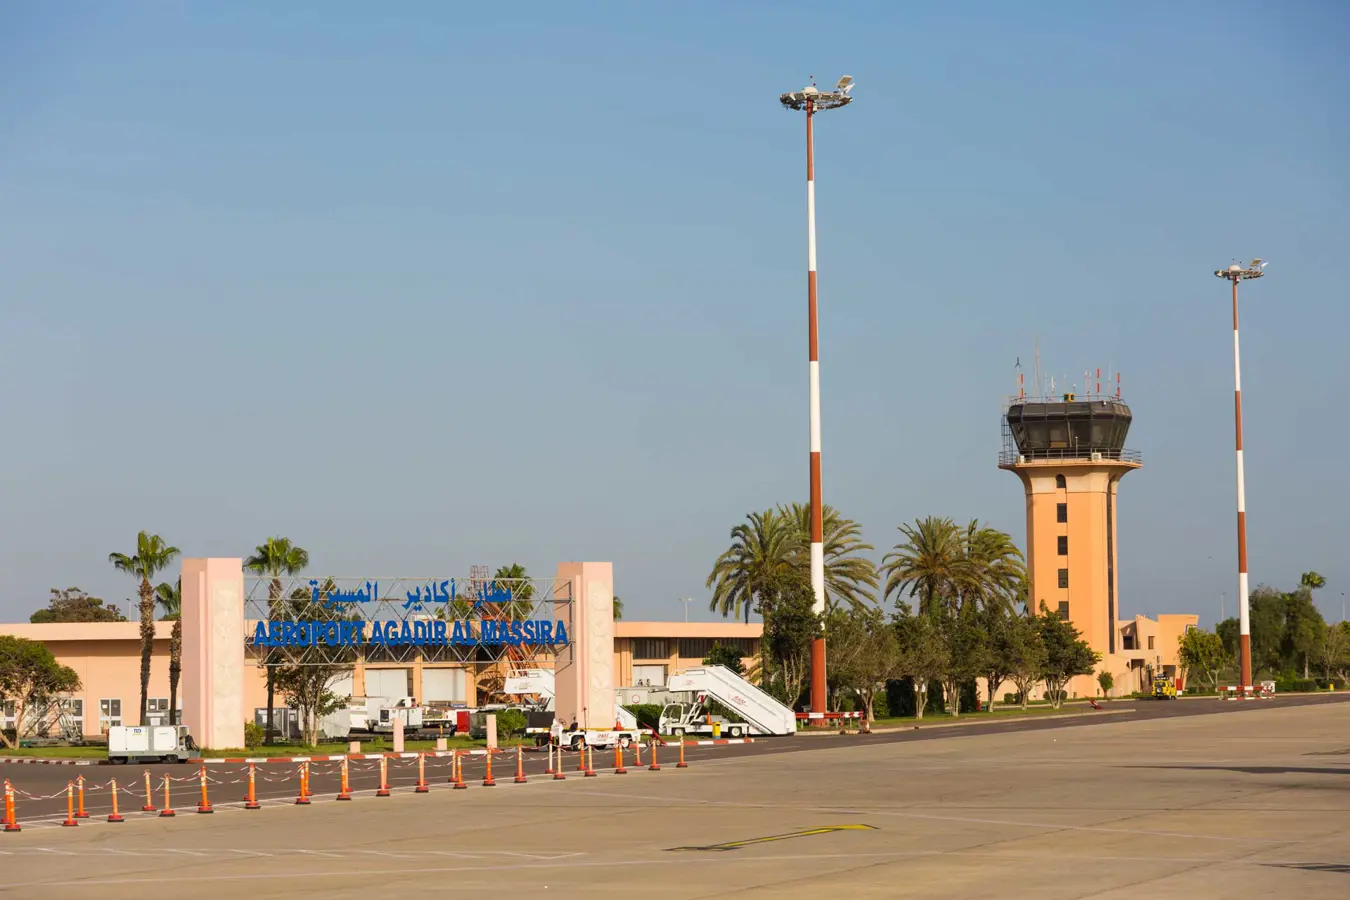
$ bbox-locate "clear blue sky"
[2,1,1347,626]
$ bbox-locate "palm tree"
[492,563,535,620]
[155,579,182,724]
[244,537,310,744]
[880,516,965,616]
[778,502,879,612]
[109,532,180,726]
[953,521,1027,616]
[706,509,799,622]
[613,595,624,620]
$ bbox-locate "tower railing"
[998,446,1143,466]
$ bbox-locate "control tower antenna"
[1033,335,1042,399]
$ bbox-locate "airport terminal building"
[0,617,762,739]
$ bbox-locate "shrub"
[1003,692,1023,705]
[885,678,945,717]
[1274,675,1319,693]
[1314,677,1345,690]
[625,703,663,731]
[244,721,264,749]
[494,709,528,738]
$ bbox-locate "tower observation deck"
[1000,394,1141,466]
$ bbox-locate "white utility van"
[107,725,197,764]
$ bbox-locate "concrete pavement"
[1,698,1347,898]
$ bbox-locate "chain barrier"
[0,738,693,832]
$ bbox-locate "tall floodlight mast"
[1214,259,1266,697]
[780,75,853,718]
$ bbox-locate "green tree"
[1319,621,1350,682]
[1300,571,1327,593]
[155,579,182,724]
[1247,586,1289,675]
[759,572,821,706]
[978,605,1018,710]
[491,563,536,620]
[244,537,311,743]
[1037,602,1100,708]
[270,580,355,745]
[109,531,180,726]
[826,607,901,723]
[1216,616,1238,659]
[613,595,624,620]
[30,587,125,623]
[0,636,82,748]
[778,503,879,612]
[706,509,798,623]
[893,607,950,720]
[702,642,746,677]
[273,665,350,747]
[937,609,986,717]
[1097,670,1114,698]
[1285,582,1327,678]
[1177,627,1231,692]
[954,522,1028,616]
[881,517,965,616]
[1005,612,1047,709]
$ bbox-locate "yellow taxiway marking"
[668,824,876,852]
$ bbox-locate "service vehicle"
[658,699,753,739]
[107,725,197,764]
[1153,676,1177,700]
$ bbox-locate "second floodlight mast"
[780,75,853,720]
[1214,258,1266,697]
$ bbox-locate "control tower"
[1000,383,1141,696]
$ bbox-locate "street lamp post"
[678,597,693,623]
[781,76,853,716]
[1214,259,1266,696]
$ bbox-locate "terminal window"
[1148,636,1155,650]
[98,698,122,733]
[1057,503,1068,523]
[1057,535,1069,555]
[1055,474,1066,489]
[1057,601,1070,619]
[1058,568,1069,589]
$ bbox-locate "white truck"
[371,697,424,734]
[107,725,197,764]
[658,699,753,739]
[502,669,643,749]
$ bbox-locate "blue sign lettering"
[252,617,569,649]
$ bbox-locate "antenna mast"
[1033,335,1042,400]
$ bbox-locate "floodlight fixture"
[780,74,854,112]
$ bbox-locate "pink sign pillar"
[553,562,614,731]
[181,558,246,751]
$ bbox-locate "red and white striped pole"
[1216,260,1265,695]
[805,96,829,717]
[781,78,852,718]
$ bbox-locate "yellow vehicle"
[1152,676,1177,700]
